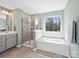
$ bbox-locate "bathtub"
[37,37,69,57]
[35,30,69,57]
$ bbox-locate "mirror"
[0,6,13,32]
[0,11,6,31]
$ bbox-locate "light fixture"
[28,16,31,22]
[9,13,13,16]
[29,18,31,22]
[2,10,6,14]
[6,11,9,15]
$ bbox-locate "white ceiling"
[0,0,68,15]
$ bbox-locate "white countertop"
[0,31,17,35]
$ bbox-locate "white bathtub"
[37,37,69,57]
[35,30,69,57]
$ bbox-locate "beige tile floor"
[0,46,66,58]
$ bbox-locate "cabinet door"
[0,35,6,52]
[6,34,16,49]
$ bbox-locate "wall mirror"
[0,6,13,32]
[0,10,6,31]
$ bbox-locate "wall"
[31,10,64,38]
[64,0,79,57]
[13,9,30,45]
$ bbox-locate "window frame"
[44,15,62,33]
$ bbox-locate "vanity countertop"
[0,31,17,35]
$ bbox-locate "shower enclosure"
[22,17,34,48]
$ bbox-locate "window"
[35,18,42,30]
[45,16,60,31]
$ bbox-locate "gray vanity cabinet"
[0,35,6,52]
[6,34,17,49]
[0,32,17,52]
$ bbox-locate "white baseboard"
[22,43,33,48]
[16,44,22,48]
[33,48,38,51]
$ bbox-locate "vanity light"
[9,13,13,16]
[2,10,9,15]
[2,10,13,16]
[6,11,9,15]
[2,10,6,14]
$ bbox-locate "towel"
[71,20,76,44]
[76,19,79,44]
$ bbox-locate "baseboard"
[33,48,38,51]
[22,43,33,48]
[16,44,22,48]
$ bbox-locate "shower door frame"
[21,17,34,48]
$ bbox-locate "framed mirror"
[0,11,6,31]
[0,6,13,32]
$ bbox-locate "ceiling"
[0,0,68,15]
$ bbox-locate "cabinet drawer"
[6,37,16,49]
[7,39,16,45]
[0,46,5,52]
[0,39,5,43]
[6,43,16,49]
[7,34,16,37]
[0,41,5,47]
[7,37,16,42]
[6,41,16,49]
[0,35,6,40]
[7,36,16,40]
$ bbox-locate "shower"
[21,17,34,48]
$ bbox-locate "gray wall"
[64,0,79,57]
[13,9,30,45]
[31,10,64,38]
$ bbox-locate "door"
[22,17,31,44]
